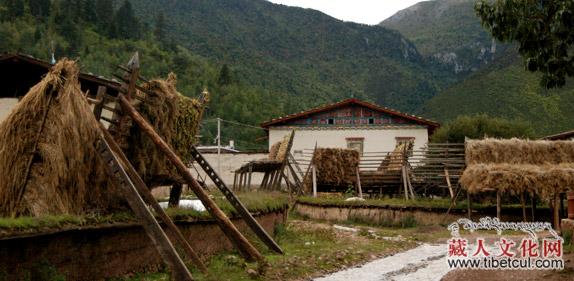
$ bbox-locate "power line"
[202,118,266,131]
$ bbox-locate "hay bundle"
[378,142,409,172]
[466,138,574,165]
[460,163,574,197]
[0,59,124,217]
[268,141,281,160]
[127,73,208,187]
[312,148,360,186]
[275,131,293,162]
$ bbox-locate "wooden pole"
[119,95,263,262]
[467,192,472,219]
[168,183,183,208]
[521,192,527,222]
[496,190,501,220]
[531,193,537,221]
[356,167,363,199]
[444,167,454,198]
[553,193,560,230]
[312,165,317,198]
[402,165,409,200]
[98,124,207,273]
[97,137,194,281]
[247,164,253,192]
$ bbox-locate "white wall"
[190,152,268,187]
[269,126,429,154]
[0,98,19,123]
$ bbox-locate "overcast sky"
[267,0,427,25]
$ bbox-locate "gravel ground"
[314,243,451,281]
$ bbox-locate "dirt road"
[314,243,451,281]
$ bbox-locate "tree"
[431,114,535,143]
[28,0,51,20]
[114,0,140,39]
[3,0,25,20]
[95,0,115,35]
[154,11,166,42]
[475,0,574,88]
[83,0,98,24]
[217,64,233,86]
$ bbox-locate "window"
[346,137,364,154]
[368,117,374,124]
[328,118,334,125]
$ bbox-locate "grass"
[0,192,288,232]
[118,215,442,281]
[297,195,551,212]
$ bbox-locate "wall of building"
[191,152,268,188]
[0,98,18,122]
[269,126,429,155]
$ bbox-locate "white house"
[261,98,439,155]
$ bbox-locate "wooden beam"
[169,183,183,208]
[98,123,207,273]
[118,95,263,262]
[496,191,501,220]
[444,167,454,198]
[312,165,317,198]
[96,137,194,281]
[356,167,363,199]
[521,192,527,222]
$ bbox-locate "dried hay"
[275,131,294,162]
[0,59,124,217]
[312,148,359,187]
[378,142,409,173]
[462,138,574,197]
[460,163,574,198]
[268,141,281,160]
[127,73,208,187]
[466,138,574,165]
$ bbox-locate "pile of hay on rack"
[267,131,293,162]
[460,138,574,198]
[311,148,360,187]
[0,59,125,217]
[378,142,410,173]
[127,73,208,187]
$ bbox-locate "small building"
[261,98,439,155]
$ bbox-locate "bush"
[431,114,535,143]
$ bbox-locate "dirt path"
[314,243,451,281]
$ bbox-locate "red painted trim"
[260,98,439,130]
[346,137,365,140]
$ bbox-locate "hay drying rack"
[86,53,282,280]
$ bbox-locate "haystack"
[0,59,124,217]
[466,138,574,165]
[268,141,281,160]
[127,73,208,187]
[378,142,410,173]
[461,138,574,197]
[311,148,360,187]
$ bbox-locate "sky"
[266,0,427,25]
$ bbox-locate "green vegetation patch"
[0,192,288,233]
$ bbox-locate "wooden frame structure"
[233,131,303,194]
[86,53,284,279]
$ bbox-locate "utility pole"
[217,117,221,175]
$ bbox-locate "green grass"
[118,217,430,281]
[0,192,288,232]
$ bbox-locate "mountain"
[383,0,574,136]
[422,53,574,136]
[129,0,455,113]
[381,0,513,75]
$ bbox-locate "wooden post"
[168,182,183,208]
[261,172,269,190]
[467,192,472,219]
[521,192,527,222]
[247,164,253,192]
[444,167,454,198]
[97,138,194,281]
[496,190,501,220]
[312,165,317,198]
[119,95,263,262]
[233,172,238,191]
[356,167,363,199]
[402,165,409,200]
[553,193,560,230]
[531,193,537,221]
[98,124,207,273]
